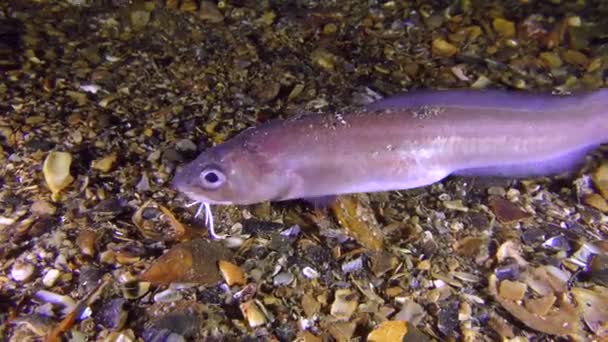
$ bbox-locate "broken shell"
[330,289,358,321]
[91,152,117,173]
[240,300,267,328]
[498,279,527,301]
[367,321,408,342]
[76,229,99,257]
[218,260,246,286]
[571,287,608,335]
[42,151,74,196]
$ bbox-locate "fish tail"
[585,88,608,143]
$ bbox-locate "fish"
[172,88,608,238]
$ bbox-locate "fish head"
[171,133,295,205]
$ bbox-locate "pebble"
[11,260,35,282]
[566,15,581,27]
[431,38,458,57]
[273,272,294,286]
[176,139,197,153]
[130,7,150,30]
[561,49,589,68]
[443,199,469,212]
[42,269,61,287]
[30,200,57,216]
[154,288,183,303]
[539,52,562,68]
[493,18,516,38]
[136,173,151,192]
[199,1,223,23]
[311,48,337,71]
[323,23,337,35]
[302,267,319,279]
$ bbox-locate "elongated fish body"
[172,89,608,207]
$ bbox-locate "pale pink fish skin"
[172,89,608,205]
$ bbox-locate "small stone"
[443,199,469,212]
[11,260,35,282]
[311,48,337,71]
[66,91,87,105]
[488,196,532,223]
[92,152,117,173]
[154,288,183,303]
[417,259,431,271]
[273,272,294,286]
[136,173,151,192]
[25,115,45,125]
[566,16,581,27]
[42,269,61,287]
[431,38,458,57]
[493,18,516,38]
[253,81,280,103]
[31,200,56,216]
[175,139,197,153]
[179,0,198,12]
[323,23,337,35]
[330,289,358,321]
[130,8,150,30]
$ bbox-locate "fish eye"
[199,167,226,190]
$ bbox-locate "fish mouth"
[182,191,233,205]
